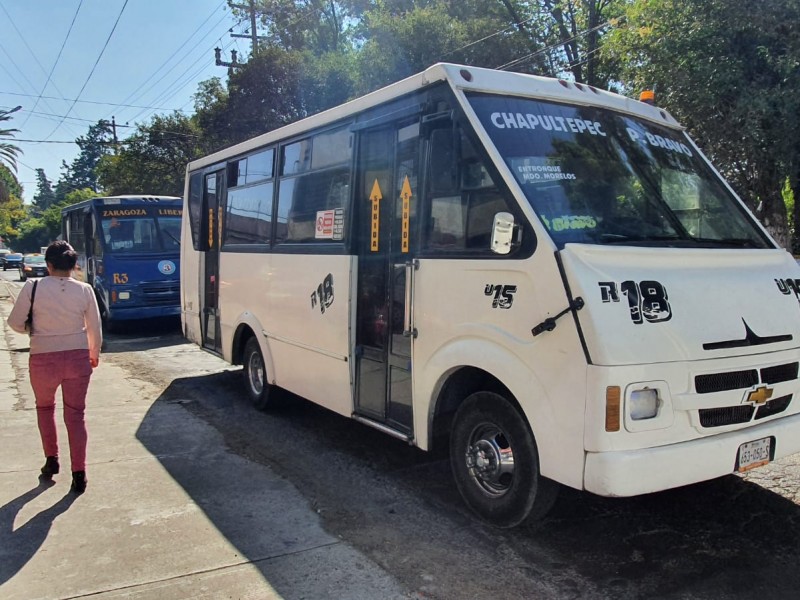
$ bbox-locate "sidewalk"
[0,284,412,600]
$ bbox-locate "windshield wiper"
[689,237,760,248]
[598,233,683,245]
[163,230,181,246]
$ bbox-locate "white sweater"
[7,276,102,361]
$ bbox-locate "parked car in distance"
[2,252,22,271]
[19,254,47,281]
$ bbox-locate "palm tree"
[0,105,23,172]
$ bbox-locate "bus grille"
[754,394,792,420]
[695,370,758,394]
[761,362,799,384]
[141,280,180,305]
[695,362,799,394]
[699,394,792,428]
[699,406,754,428]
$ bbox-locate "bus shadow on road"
[101,317,184,354]
[136,372,800,599]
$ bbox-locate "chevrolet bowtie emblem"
[745,386,773,405]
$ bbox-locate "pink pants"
[29,349,93,472]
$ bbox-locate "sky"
[0,0,247,203]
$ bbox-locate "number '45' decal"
[598,280,672,324]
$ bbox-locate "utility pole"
[229,0,270,52]
[215,0,268,70]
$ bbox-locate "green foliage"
[97,112,203,197]
[0,194,26,247]
[0,105,22,172]
[0,164,23,203]
[604,0,800,247]
[54,120,115,201]
[14,188,97,253]
[31,168,56,214]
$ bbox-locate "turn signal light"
[605,386,621,432]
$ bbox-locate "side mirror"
[491,212,515,255]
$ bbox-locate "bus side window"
[188,172,208,251]
[425,126,513,253]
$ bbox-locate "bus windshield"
[467,93,772,249]
[100,208,181,254]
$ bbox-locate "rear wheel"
[450,391,559,528]
[243,337,271,410]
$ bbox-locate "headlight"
[629,388,659,420]
[118,291,131,300]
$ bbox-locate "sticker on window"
[508,157,576,184]
[315,208,345,240]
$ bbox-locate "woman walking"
[7,241,102,494]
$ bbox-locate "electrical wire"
[0,90,181,111]
[108,1,227,121]
[41,0,130,141]
[2,0,83,131]
[496,17,620,72]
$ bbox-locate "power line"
[42,0,130,141]
[439,15,538,61]
[108,1,227,121]
[0,90,182,111]
[1,0,83,131]
[496,18,620,72]
[0,3,84,139]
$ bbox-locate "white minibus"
[181,63,800,527]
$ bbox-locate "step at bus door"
[354,122,420,436]
[201,169,224,353]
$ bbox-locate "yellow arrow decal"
[370,179,382,252]
[400,175,412,253]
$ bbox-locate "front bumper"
[584,411,800,496]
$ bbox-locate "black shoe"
[71,471,87,494]
[41,456,59,477]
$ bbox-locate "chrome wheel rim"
[247,351,264,396]
[464,423,515,497]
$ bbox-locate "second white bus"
[182,63,800,527]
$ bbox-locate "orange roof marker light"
[639,89,655,105]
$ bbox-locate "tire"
[450,391,559,528]
[243,337,271,410]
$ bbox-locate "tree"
[97,112,203,197]
[31,168,56,214]
[14,188,96,253]
[604,0,800,249]
[54,120,115,201]
[0,165,25,247]
[0,164,23,204]
[199,48,307,148]
[0,105,22,172]
[231,0,365,54]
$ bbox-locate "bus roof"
[188,62,682,172]
[61,195,182,214]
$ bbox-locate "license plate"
[737,437,771,472]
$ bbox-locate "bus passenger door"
[354,122,419,436]
[201,170,224,353]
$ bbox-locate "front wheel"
[450,391,559,528]
[243,337,271,410]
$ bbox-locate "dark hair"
[45,241,78,271]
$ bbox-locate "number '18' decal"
[599,280,672,324]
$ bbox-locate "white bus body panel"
[218,252,354,417]
[561,245,800,365]
[412,251,589,489]
[585,412,800,496]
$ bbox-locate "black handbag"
[24,280,38,334]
